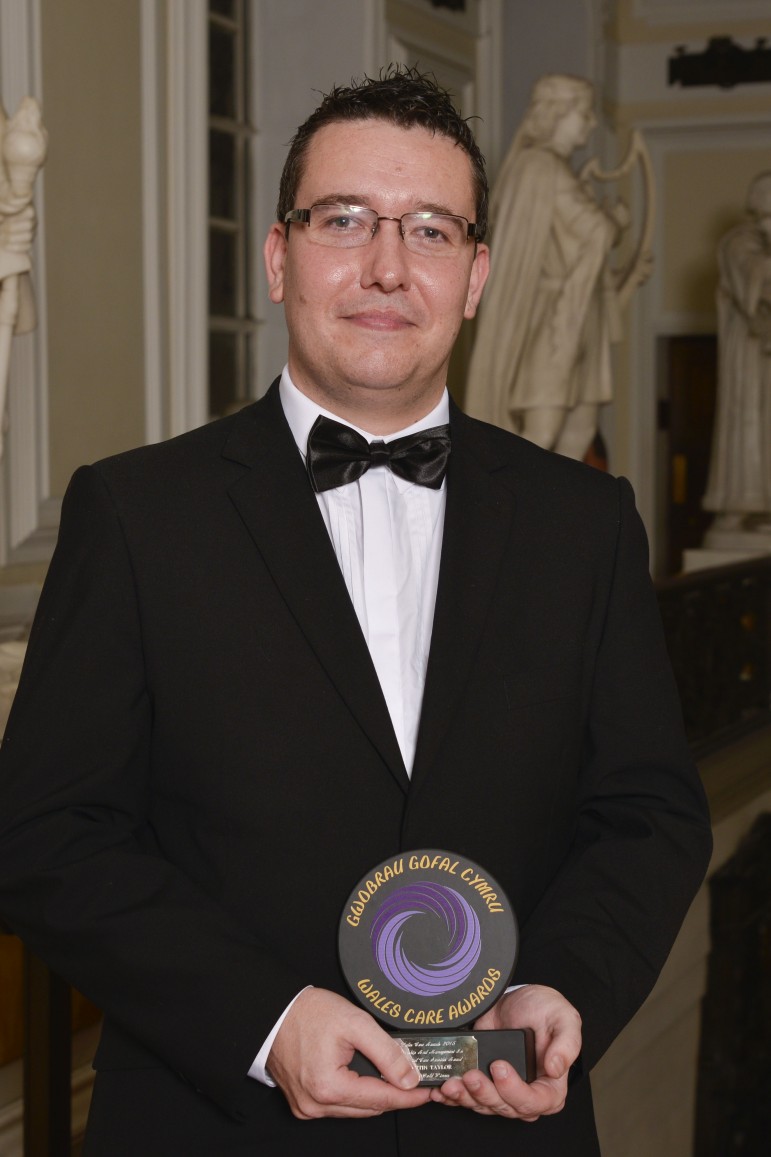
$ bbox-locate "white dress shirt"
[279,369,448,771]
[249,367,449,1083]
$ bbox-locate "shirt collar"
[279,366,450,462]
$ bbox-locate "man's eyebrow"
[308,194,372,209]
[414,201,466,217]
[308,194,466,217]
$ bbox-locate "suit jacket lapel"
[222,384,410,792]
[411,406,517,793]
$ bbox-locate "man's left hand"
[429,984,581,1120]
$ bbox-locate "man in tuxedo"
[0,68,711,1155]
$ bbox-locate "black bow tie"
[306,415,451,494]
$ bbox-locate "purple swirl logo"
[370,882,482,997]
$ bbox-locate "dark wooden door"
[660,335,718,575]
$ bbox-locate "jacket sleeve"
[514,477,712,1071]
[0,465,305,1118]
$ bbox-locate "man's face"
[264,119,489,429]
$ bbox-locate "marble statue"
[465,75,653,462]
[702,171,771,544]
[0,96,47,457]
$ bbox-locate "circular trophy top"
[338,849,518,1032]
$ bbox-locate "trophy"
[338,848,535,1086]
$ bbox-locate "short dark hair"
[276,64,488,241]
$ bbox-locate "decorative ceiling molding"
[634,0,771,26]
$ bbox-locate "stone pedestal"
[704,525,771,551]
[683,542,771,573]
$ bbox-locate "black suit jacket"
[0,382,711,1155]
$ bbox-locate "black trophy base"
[350,1028,535,1086]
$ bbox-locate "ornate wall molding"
[384,0,503,172]
[165,0,208,436]
[141,0,165,446]
[634,0,771,24]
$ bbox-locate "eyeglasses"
[284,204,478,257]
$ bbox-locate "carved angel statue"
[0,96,47,455]
[465,75,654,462]
[702,171,771,541]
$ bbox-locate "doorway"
[659,334,718,576]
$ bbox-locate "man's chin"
[333,357,421,397]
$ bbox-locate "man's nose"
[360,218,411,291]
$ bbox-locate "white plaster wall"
[252,0,380,391]
[500,0,595,164]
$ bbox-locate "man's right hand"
[267,987,431,1119]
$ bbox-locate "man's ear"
[264,223,287,304]
[464,242,490,320]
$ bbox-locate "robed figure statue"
[703,171,771,543]
[465,75,652,462]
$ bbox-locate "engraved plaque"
[400,1033,479,1084]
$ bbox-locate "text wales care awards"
[338,849,536,1085]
